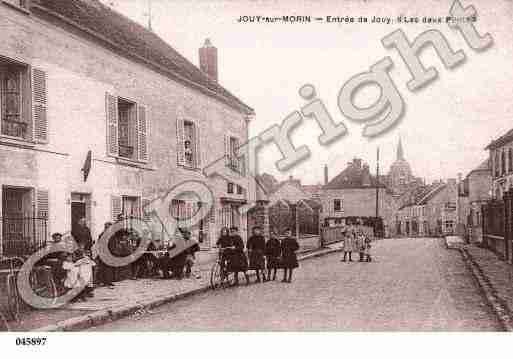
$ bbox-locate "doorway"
[71,193,91,234]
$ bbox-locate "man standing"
[72,217,93,253]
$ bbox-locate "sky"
[101,0,513,185]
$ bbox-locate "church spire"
[397,137,405,161]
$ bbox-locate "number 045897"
[15,337,47,346]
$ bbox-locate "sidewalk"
[446,237,513,331]
[7,242,343,332]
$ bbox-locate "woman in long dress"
[229,227,250,286]
[247,226,267,283]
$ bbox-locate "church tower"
[387,138,415,195]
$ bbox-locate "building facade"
[321,158,396,235]
[486,129,513,200]
[0,0,255,257]
[395,180,458,237]
[457,159,492,243]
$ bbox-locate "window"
[227,182,234,194]
[177,119,200,169]
[0,60,41,141]
[122,196,141,217]
[495,151,500,177]
[509,148,513,173]
[106,93,148,162]
[183,121,198,167]
[502,150,506,176]
[225,135,243,174]
[333,199,342,212]
[118,99,136,160]
[237,185,243,195]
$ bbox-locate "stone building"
[395,180,458,237]
[321,158,396,235]
[457,158,492,243]
[0,0,256,256]
[486,129,513,199]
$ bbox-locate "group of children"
[340,228,373,263]
[217,226,300,285]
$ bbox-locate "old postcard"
[0,0,512,351]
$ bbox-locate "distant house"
[396,180,458,237]
[457,159,492,243]
[321,158,395,235]
[486,129,513,199]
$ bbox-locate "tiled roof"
[486,128,513,150]
[32,0,253,115]
[324,162,385,190]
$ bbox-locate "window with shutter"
[176,118,185,166]
[111,195,122,222]
[0,59,31,141]
[106,93,119,157]
[32,68,47,143]
[194,123,201,168]
[224,135,230,166]
[36,189,49,219]
[138,105,148,162]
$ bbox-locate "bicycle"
[210,247,235,290]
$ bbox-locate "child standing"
[281,229,299,283]
[74,250,96,299]
[265,232,281,281]
[364,235,373,262]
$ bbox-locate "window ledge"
[0,136,36,149]
[114,156,149,167]
[178,164,202,172]
[2,1,30,14]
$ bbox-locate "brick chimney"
[199,38,218,82]
[324,164,328,186]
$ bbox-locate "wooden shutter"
[176,118,185,166]
[194,124,201,169]
[36,189,49,219]
[32,68,48,143]
[224,135,230,166]
[138,105,148,162]
[106,93,119,156]
[111,195,122,222]
[130,105,139,161]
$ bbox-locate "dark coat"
[228,235,248,272]
[265,237,282,269]
[72,225,93,251]
[247,235,266,270]
[281,236,299,269]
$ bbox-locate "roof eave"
[31,3,255,116]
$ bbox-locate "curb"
[33,247,342,332]
[445,239,513,332]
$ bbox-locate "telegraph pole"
[375,147,380,219]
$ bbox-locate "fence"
[1,217,48,257]
[268,200,321,237]
[482,195,510,261]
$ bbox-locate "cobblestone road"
[90,238,502,331]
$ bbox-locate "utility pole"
[375,147,380,219]
[146,0,153,31]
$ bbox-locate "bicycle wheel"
[6,274,20,322]
[0,310,10,332]
[210,262,222,290]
